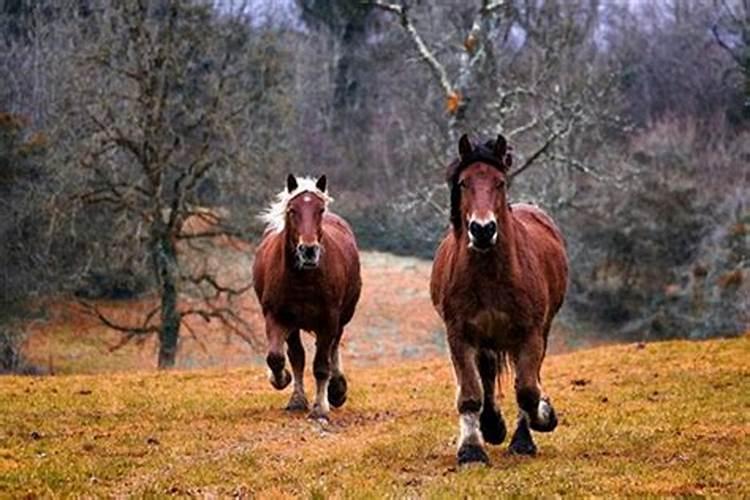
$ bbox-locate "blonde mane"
[259,177,333,234]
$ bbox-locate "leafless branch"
[368,1,454,98]
[78,300,160,336]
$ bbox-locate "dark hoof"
[285,395,309,412]
[328,374,348,408]
[529,399,558,433]
[509,422,537,456]
[270,369,292,390]
[457,443,489,466]
[480,407,507,445]
[307,407,330,422]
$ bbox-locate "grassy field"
[1,335,748,497]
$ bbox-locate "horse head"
[447,134,513,252]
[284,174,328,269]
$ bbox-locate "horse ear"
[495,134,513,170]
[494,134,507,159]
[286,174,298,193]
[458,134,473,160]
[316,175,327,193]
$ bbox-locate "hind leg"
[309,331,335,420]
[285,330,309,412]
[478,349,507,445]
[509,332,557,455]
[327,333,348,408]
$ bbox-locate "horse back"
[430,230,458,319]
[322,212,362,323]
[512,203,568,314]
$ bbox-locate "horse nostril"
[300,245,319,260]
[470,221,496,241]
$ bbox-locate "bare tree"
[368,0,620,189]
[55,1,273,368]
[712,0,749,121]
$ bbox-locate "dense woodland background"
[0,0,747,371]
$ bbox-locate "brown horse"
[253,174,362,420]
[430,134,568,465]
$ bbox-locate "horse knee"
[516,386,540,415]
[266,351,285,373]
[457,398,482,414]
[266,351,291,390]
[328,374,347,408]
[313,362,331,382]
[480,404,506,445]
[517,386,557,432]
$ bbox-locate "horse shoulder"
[510,204,569,311]
[430,231,457,312]
[322,212,362,299]
[252,232,283,308]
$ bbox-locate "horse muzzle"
[468,220,497,252]
[296,243,321,269]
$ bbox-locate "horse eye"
[496,180,506,189]
[458,180,468,189]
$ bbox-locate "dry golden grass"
[1,335,748,497]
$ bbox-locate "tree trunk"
[153,231,180,369]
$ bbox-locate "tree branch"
[369,1,454,98]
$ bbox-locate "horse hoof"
[457,444,489,466]
[308,404,330,422]
[529,399,558,433]
[285,396,309,412]
[508,435,537,456]
[328,375,348,408]
[480,407,507,445]
[270,369,292,390]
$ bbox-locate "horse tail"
[496,349,514,399]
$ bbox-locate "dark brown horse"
[253,174,362,420]
[430,134,568,465]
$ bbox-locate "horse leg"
[478,349,507,445]
[309,331,335,420]
[327,332,348,408]
[509,332,557,456]
[285,329,309,412]
[448,331,489,465]
[265,313,291,391]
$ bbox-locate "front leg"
[448,327,488,465]
[509,331,557,456]
[309,329,335,421]
[264,312,291,391]
[478,349,506,445]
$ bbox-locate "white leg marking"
[458,412,483,449]
[537,399,552,426]
[312,377,330,416]
[331,347,342,376]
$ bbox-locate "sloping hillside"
[1,336,747,497]
[20,250,584,375]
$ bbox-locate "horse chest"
[276,283,330,327]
